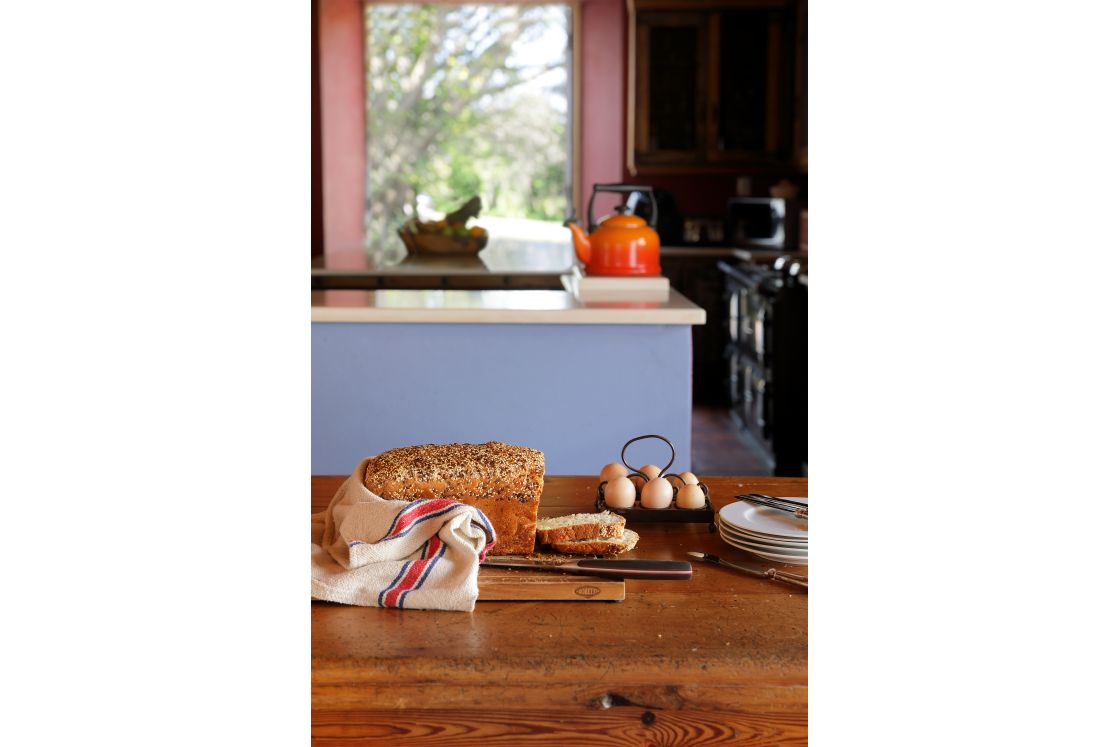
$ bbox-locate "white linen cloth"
[311,458,497,611]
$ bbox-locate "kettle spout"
[567,221,591,265]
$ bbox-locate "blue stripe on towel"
[399,542,447,607]
[380,499,425,540]
[470,506,496,543]
[379,503,461,543]
[377,562,411,607]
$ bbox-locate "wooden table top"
[312,474,809,746]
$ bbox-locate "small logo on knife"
[575,585,602,598]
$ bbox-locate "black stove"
[718,257,807,476]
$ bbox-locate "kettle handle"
[588,183,658,231]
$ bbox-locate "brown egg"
[639,463,662,480]
[675,484,706,509]
[641,477,674,509]
[603,476,637,509]
[678,471,700,485]
[599,462,628,483]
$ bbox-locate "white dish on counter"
[718,498,808,540]
[718,517,809,551]
[718,527,808,558]
[719,529,809,566]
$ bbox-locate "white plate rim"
[718,521,809,556]
[719,528,809,557]
[719,531,810,565]
[718,498,809,539]
[717,516,809,548]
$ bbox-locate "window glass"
[364,3,572,261]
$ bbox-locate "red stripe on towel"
[384,536,444,608]
[387,499,460,538]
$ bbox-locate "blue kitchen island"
[311,288,706,475]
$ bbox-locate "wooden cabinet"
[660,252,729,405]
[627,0,803,174]
[631,10,708,166]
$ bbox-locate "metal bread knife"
[482,557,692,580]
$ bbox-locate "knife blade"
[687,551,808,589]
[482,557,692,580]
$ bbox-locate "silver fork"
[736,493,808,519]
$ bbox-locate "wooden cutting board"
[477,568,625,602]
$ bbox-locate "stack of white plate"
[717,498,808,566]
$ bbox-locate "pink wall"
[578,0,627,219]
[318,0,366,256]
[312,0,323,257]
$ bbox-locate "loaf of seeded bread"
[536,511,625,545]
[550,528,640,556]
[362,441,543,555]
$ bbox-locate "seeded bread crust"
[363,442,543,555]
[536,511,625,545]
[550,528,640,556]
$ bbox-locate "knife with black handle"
[481,557,692,580]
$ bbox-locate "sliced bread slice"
[550,528,640,556]
[536,511,626,545]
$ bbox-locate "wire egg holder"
[594,434,714,523]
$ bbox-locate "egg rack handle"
[620,434,675,478]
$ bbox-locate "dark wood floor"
[691,404,772,476]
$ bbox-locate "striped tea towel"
[311,457,496,611]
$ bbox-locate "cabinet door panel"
[717,11,770,153]
[649,25,701,151]
[629,1,801,174]
[710,10,783,161]
[634,13,708,164]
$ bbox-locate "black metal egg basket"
[594,434,714,523]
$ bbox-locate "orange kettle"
[567,184,661,276]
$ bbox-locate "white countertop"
[312,243,575,277]
[312,288,706,325]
